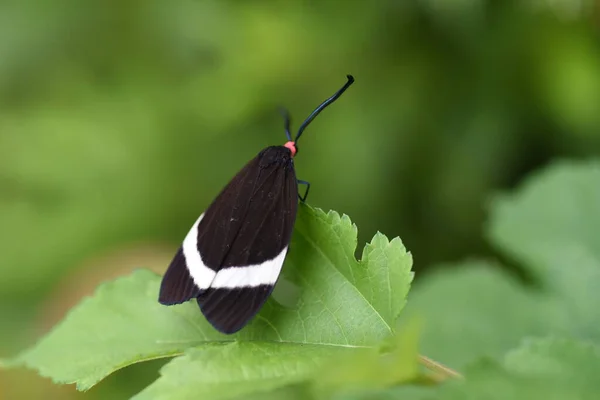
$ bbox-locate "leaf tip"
[364,232,412,262]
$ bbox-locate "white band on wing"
[182,214,216,290]
[182,213,288,290]
[210,247,288,289]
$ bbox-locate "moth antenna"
[278,107,293,142]
[295,75,354,142]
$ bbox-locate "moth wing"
[158,247,203,305]
[197,163,297,333]
[159,150,298,334]
[159,155,262,305]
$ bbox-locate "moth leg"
[297,179,310,202]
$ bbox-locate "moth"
[159,75,355,333]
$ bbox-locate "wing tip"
[158,247,203,305]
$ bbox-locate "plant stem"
[418,354,463,381]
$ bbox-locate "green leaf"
[10,269,215,390]
[488,159,600,278]
[249,205,414,345]
[437,338,600,400]
[7,204,414,396]
[504,337,600,385]
[488,160,600,340]
[367,338,600,400]
[433,362,571,400]
[312,318,421,397]
[132,342,351,400]
[399,261,568,368]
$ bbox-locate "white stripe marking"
[182,213,288,290]
[211,247,288,289]
[182,213,216,290]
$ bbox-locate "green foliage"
[401,338,600,400]
[488,161,600,341]
[7,204,416,397]
[2,1,600,398]
[386,159,600,400]
[489,160,600,277]
[6,160,600,399]
[399,262,568,368]
[132,342,343,400]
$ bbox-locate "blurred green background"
[2,0,600,398]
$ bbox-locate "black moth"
[159,75,355,334]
